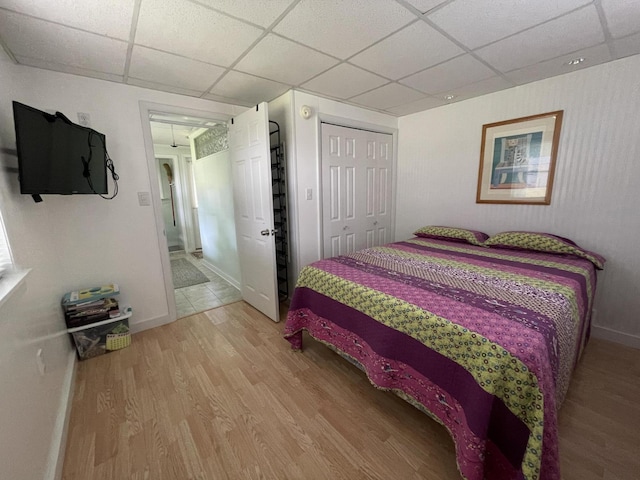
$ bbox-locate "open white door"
[229,103,279,322]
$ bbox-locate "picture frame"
[476,110,563,205]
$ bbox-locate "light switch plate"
[138,192,151,206]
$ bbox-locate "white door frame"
[316,114,399,259]
[155,154,183,250]
[139,101,232,326]
[181,154,201,253]
[174,152,196,254]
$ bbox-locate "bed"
[284,229,604,480]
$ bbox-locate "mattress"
[284,237,599,480]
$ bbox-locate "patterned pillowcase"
[484,231,605,269]
[413,226,489,246]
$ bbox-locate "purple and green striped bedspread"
[284,237,598,480]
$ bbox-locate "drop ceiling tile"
[601,0,640,38]
[209,71,290,104]
[152,123,196,147]
[194,0,295,27]
[129,46,225,92]
[428,0,592,49]
[0,11,128,74]
[234,34,338,85]
[349,83,424,110]
[504,43,612,85]
[385,96,448,116]
[475,6,605,73]
[613,32,640,59]
[150,123,185,147]
[349,22,464,80]
[301,63,388,99]
[400,54,496,95]
[135,0,262,67]
[204,92,253,107]
[404,0,448,14]
[127,77,204,98]
[273,0,415,59]
[444,75,514,100]
[0,0,135,40]
[14,55,124,83]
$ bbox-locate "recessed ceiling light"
[567,57,585,66]
[444,95,455,100]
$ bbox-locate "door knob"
[260,229,270,236]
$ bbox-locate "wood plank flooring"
[61,302,640,479]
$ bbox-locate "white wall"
[193,149,240,285]
[287,90,398,276]
[0,277,74,480]
[0,62,243,480]
[396,54,640,344]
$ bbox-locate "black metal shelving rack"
[269,120,289,301]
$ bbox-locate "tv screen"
[13,101,108,195]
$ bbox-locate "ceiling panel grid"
[0,0,638,116]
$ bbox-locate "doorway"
[140,101,290,325]
[148,112,242,318]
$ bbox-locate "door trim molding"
[138,101,231,329]
[155,154,183,250]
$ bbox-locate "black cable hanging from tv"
[84,130,119,200]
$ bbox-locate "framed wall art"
[476,110,563,205]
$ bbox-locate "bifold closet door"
[321,123,393,258]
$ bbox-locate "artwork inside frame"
[476,110,563,205]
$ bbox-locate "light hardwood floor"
[62,302,640,479]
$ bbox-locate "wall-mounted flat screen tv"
[12,101,108,195]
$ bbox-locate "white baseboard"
[591,324,640,349]
[129,313,173,334]
[47,349,77,480]
[202,259,240,290]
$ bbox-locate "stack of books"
[61,284,121,329]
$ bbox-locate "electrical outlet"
[305,188,312,200]
[77,112,91,127]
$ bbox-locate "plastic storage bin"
[67,308,132,360]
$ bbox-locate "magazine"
[62,284,119,306]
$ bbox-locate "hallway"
[170,251,241,318]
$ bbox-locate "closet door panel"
[322,124,393,257]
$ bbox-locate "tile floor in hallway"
[170,251,242,318]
